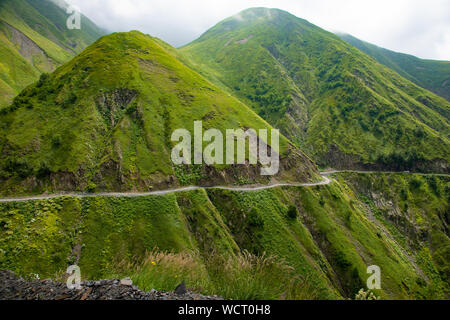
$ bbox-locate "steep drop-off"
[0,172,448,299]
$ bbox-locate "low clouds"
[67,0,450,60]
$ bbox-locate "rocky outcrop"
[0,270,223,301]
[3,22,55,73]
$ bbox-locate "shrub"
[287,205,299,220]
[409,178,423,191]
[86,182,97,193]
[36,73,50,88]
[248,208,264,228]
[51,135,62,148]
[36,163,51,178]
[426,176,440,196]
[400,188,408,201]
[319,197,325,206]
[61,92,77,108]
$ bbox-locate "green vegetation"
[0,30,318,196]
[338,33,450,101]
[1,173,448,299]
[286,204,298,220]
[181,8,449,172]
[0,5,448,302]
[0,0,105,108]
[130,250,316,300]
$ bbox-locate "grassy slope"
[0,31,318,195]
[180,8,450,172]
[0,0,104,108]
[1,173,448,299]
[338,33,450,101]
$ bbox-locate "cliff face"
[1,172,448,300]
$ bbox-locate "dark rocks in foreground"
[0,270,223,301]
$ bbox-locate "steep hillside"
[0,0,105,107]
[338,33,450,101]
[1,172,448,299]
[0,31,318,196]
[181,8,450,172]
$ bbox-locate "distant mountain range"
[0,0,105,108]
[338,33,450,101]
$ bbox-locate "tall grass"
[130,250,210,294]
[129,249,319,300]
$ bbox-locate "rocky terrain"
[0,270,223,300]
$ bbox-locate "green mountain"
[338,33,450,101]
[0,0,105,108]
[181,8,450,173]
[1,172,448,299]
[0,31,318,195]
[0,8,448,301]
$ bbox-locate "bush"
[86,182,97,193]
[409,178,423,191]
[36,163,51,179]
[319,197,325,206]
[287,205,299,220]
[36,73,50,88]
[426,176,440,196]
[4,159,32,178]
[51,135,62,148]
[61,92,77,108]
[248,208,264,228]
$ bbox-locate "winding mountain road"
[0,173,333,203]
[0,170,447,203]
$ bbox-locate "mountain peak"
[223,7,307,28]
[182,10,450,173]
[0,30,318,195]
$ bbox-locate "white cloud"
[67,0,450,60]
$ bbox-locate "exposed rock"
[3,22,55,72]
[236,35,253,44]
[174,281,187,295]
[0,271,223,301]
[120,277,133,286]
[95,88,139,127]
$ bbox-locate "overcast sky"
[66,0,450,60]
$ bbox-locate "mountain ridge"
[0,0,105,108]
[0,30,319,196]
[181,7,449,173]
[0,6,448,301]
[338,33,450,101]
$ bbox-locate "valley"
[0,2,448,302]
[0,171,448,299]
